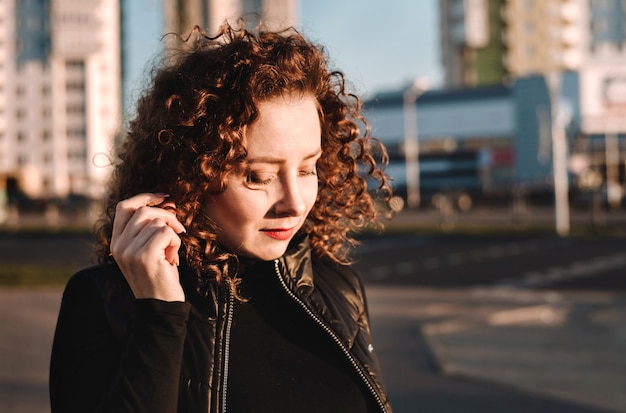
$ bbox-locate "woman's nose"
[272,177,307,217]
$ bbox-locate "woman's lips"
[261,227,295,241]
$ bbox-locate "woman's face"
[204,93,322,261]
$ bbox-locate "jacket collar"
[277,233,315,300]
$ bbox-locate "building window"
[66,103,85,114]
[66,81,84,91]
[592,19,608,34]
[66,60,85,70]
[67,127,86,138]
[524,21,535,34]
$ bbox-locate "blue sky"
[124,0,442,108]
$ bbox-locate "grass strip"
[0,264,79,287]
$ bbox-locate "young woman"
[50,23,393,413]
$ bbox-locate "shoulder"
[310,253,368,325]
[61,263,134,338]
[64,263,132,304]
[311,254,365,299]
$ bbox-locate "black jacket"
[50,237,392,412]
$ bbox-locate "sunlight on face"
[203,94,322,260]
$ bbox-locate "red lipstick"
[261,227,295,241]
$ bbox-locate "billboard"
[580,65,626,134]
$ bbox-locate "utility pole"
[403,78,429,209]
[545,72,570,237]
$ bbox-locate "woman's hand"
[110,193,187,302]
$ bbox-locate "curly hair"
[94,23,390,295]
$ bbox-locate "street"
[1,231,625,412]
[354,233,626,291]
[354,233,626,412]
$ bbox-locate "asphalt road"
[354,233,626,291]
[355,233,626,413]
[1,231,625,412]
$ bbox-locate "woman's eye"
[300,169,317,177]
[246,173,273,186]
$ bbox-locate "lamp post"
[403,78,429,209]
[545,71,570,237]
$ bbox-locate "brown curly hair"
[94,23,390,294]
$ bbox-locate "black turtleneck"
[226,260,378,412]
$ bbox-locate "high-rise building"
[0,0,122,201]
[440,0,506,87]
[501,0,587,76]
[163,0,298,43]
[441,0,626,85]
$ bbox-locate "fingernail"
[155,192,170,198]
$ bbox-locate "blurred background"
[2,0,626,233]
[1,1,625,412]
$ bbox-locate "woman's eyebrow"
[247,149,322,164]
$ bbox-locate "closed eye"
[246,172,274,186]
[299,170,317,177]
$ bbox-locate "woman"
[50,23,393,412]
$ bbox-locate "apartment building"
[0,0,121,201]
[440,0,507,87]
[441,0,625,85]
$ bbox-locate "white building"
[0,0,121,201]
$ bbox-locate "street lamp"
[403,78,430,209]
[545,71,571,237]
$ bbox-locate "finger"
[156,201,186,234]
[121,217,171,254]
[112,193,170,241]
[122,206,186,241]
[138,223,181,266]
[164,233,182,266]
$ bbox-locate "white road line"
[520,253,626,288]
[363,239,600,283]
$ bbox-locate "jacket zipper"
[220,291,234,413]
[273,260,388,413]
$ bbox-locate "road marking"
[519,253,626,288]
[361,238,583,282]
[488,304,567,326]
